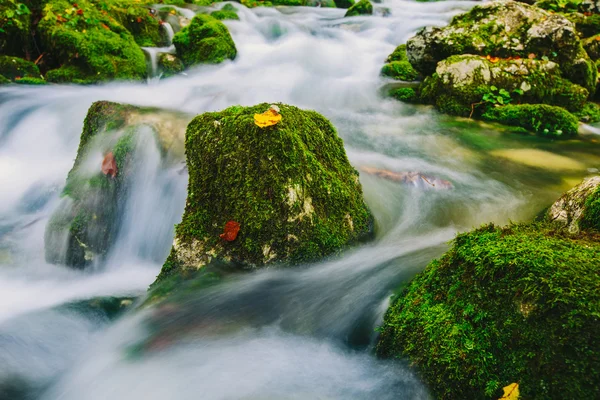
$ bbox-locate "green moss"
[37,0,147,83]
[14,76,47,84]
[389,87,418,103]
[377,223,600,399]
[172,14,236,67]
[334,0,354,8]
[154,103,374,284]
[563,12,600,38]
[210,9,239,21]
[45,65,96,84]
[157,53,184,78]
[581,186,600,231]
[381,61,419,81]
[0,74,10,84]
[0,0,32,58]
[344,0,372,16]
[386,44,409,63]
[103,0,165,47]
[481,104,579,138]
[573,102,600,123]
[0,55,40,80]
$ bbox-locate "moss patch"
[344,0,372,17]
[381,61,419,81]
[377,223,600,399]
[172,14,236,67]
[0,55,40,80]
[210,4,239,21]
[154,103,373,284]
[581,185,600,231]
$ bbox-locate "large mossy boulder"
[38,0,148,83]
[407,0,597,94]
[547,176,600,232]
[173,14,237,67]
[377,219,600,399]
[45,101,190,268]
[153,103,373,284]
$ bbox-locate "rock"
[482,104,579,138]
[344,0,373,17]
[173,14,237,67]
[334,0,355,8]
[419,54,588,117]
[157,53,185,78]
[44,101,191,268]
[360,166,453,190]
[210,4,240,21]
[583,35,600,61]
[377,221,600,399]
[152,103,373,284]
[0,56,41,81]
[547,176,600,232]
[406,0,597,94]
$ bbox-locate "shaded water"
[1,1,600,399]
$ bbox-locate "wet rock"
[380,44,420,82]
[173,14,237,67]
[157,53,185,78]
[547,175,600,232]
[344,0,373,17]
[0,56,41,82]
[152,103,373,284]
[44,101,191,268]
[406,0,596,94]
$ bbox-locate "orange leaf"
[220,221,240,242]
[498,383,519,400]
[254,105,282,128]
[489,56,500,63]
[528,53,536,59]
[101,23,110,30]
[102,152,118,178]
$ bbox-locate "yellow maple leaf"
[254,105,282,128]
[499,383,519,400]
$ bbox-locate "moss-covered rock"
[334,0,355,8]
[548,176,600,232]
[583,34,600,61]
[389,87,418,102]
[564,12,600,38]
[172,14,236,67]
[419,54,588,117]
[210,4,239,20]
[482,104,579,138]
[381,46,419,82]
[377,221,600,399]
[45,101,190,268]
[38,0,148,83]
[157,53,185,78]
[407,1,597,94]
[14,76,48,85]
[344,0,372,16]
[0,75,10,85]
[153,103,373,284]
[0,55,40,80]
[574,101,600,122]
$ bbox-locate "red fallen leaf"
[101,152,118,178]
[136,17,142,23]
[101,23,110,30]
[220,221,240,242]
[73,3,78,7]
[77,9,83,15]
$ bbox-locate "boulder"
[210,4,239,21]
[153,103,373,284]
[157,53,185,78]
[0,56,41,81]
[173,14,237,67]
[547,176,600,232]
[380,45,420,82]
[377,221,600,399]
[406,0,597,94]
[344,0,373,17]
[45,101,190,268]
[419,54,588,117]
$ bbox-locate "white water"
[2,1,597,399]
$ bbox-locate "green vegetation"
[153,103,373,284]
[0,0,32,58]
[381,61,419,81]
[389,87,418,102]
[0,55,40,80]
[345,0,372,17]
[481,104,579,138]
[581,186,600,231]
[210,4,239,20]
[173,14,237,67]
[378,222,600,399]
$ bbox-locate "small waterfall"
[162,22,175,46]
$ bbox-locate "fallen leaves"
[101,152,118,178]
[499,383,519,400]
[220,221,240,241]
[254,105,282,128]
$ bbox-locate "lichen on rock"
[153,103,374,284]
[547,176,600,232]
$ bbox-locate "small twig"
[469,102,484,119]
[421,175,435,187]
[34,53,44,65]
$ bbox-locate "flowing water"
[1,1,600,399]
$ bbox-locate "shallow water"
[1,1,600,399]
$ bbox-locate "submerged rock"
[173,14,237,67]
[44,101,190,268]
[547,175,600,232]
[360,166,453,190]
[157,53,185,79]
[378,217,600,399]
[153,103,373,284]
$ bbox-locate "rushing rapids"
[1,1,600,399]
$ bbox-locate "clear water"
[1,1,599,399]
